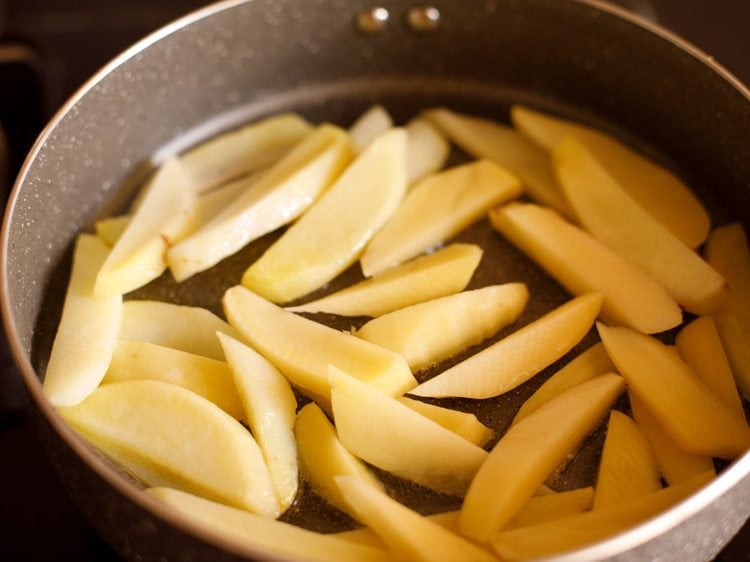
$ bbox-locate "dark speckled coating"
[2,0,750,560]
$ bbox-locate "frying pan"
[2,0,750,560]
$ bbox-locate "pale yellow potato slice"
[512,342,614,425]
[489,203,682,333]
[629,391,715,485]
[356,283,529,372]
[360,159,521,277]
[43,234,122,407]
[491,471,713,560]
[405,117,450,184]
[705,223,750,399]
[287,243,482,317]
[335,476,498,562]
[242,128,408,303]
[119,300,242,360]
[598,323,750,459]
[424,107,571,215]
[103,340,243,420]
[397,396,493,447]
[505,487,594,530]
[553,137,726,315]
[676,316,745,417]
[95,215,130,246]
[593,411,661,510]
[179,112,313,192]
[168,125,353,282]
[218,333,298,511]
[349,105,393,153]
[459,373,625,542]
[511,105,710,248]
[223,285,416,407]
[335,511,462,546]
[59,380,279,517]
[330,366,487,496]
[295,402,384,517]
[95,158,196,296]
[411,292,602,399]
[147,487,393,562]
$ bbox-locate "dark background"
[1,1,749,560]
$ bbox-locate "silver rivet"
[356,7,390,33]
[406,6,441,32]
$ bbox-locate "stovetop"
[1,1,749,560]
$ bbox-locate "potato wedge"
[147,487,392,562]
[705,223,750,399]
[491,471,713,560]
[598,323,750,459]
[459,373,625,542]
[511,105,710,248]
[223,285,416,407]
[287,243,482,317]
[60,380,279,517]
[168,124,353,282]
[349,105,393,153]
[95,215,130,246]
[103,340,243,420]
[43,234,122,407]
[405,117,450,184]
[356,283,529,372]
[179,112,313,191]
[242,128,407,302]
[119,300,242,360]
[505,487,594,530]
[676,316,745,417]
[593,411,661,509]
[553,137,726,315]
[219,334,299,511]
[360,159,521,276]
[489,203,681,333]
[629,391,715,485]
[335,476,498,562]
[411,292,602,399]
[330,366,487,496]
[397,396,493,447]
[424,107,570,215]
[295,402,384,517]
[512,342,614,425]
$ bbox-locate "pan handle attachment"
[356,5,441,34]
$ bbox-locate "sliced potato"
[349,105,393,153]
[405,117,450,184]
[397,396,492,447]
[360,159,521,276]
[491,471,714,560]
[511,105,710,248]
[424,107,571,215]
[505,487,594,530]
[287,243,482,317]
[512,342,614,425]
[598,323,750,459]
[489,203,681,333]
[168,124,353,282]
[629,391,715,485]
[59,380,279,517]
[553,137,726,315]
[330,366,487,496]
[179,112,313,191]
[219,334,299,511]
[335,476,498,562]
[593,411,661,509]
[95,158,196,296]
[411,292,602,399]
[459,373,625,543]
[223,285,416,407]
[356,283,528,372]
[705,223,750,399]
[103,340,243,420]
[242,128,408,303]
[95,215,130,246]
[43,234,122,407]
[295,402,385,517]
[675,316,745,417]
[147,487,393,562]
[119,300,242,360]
